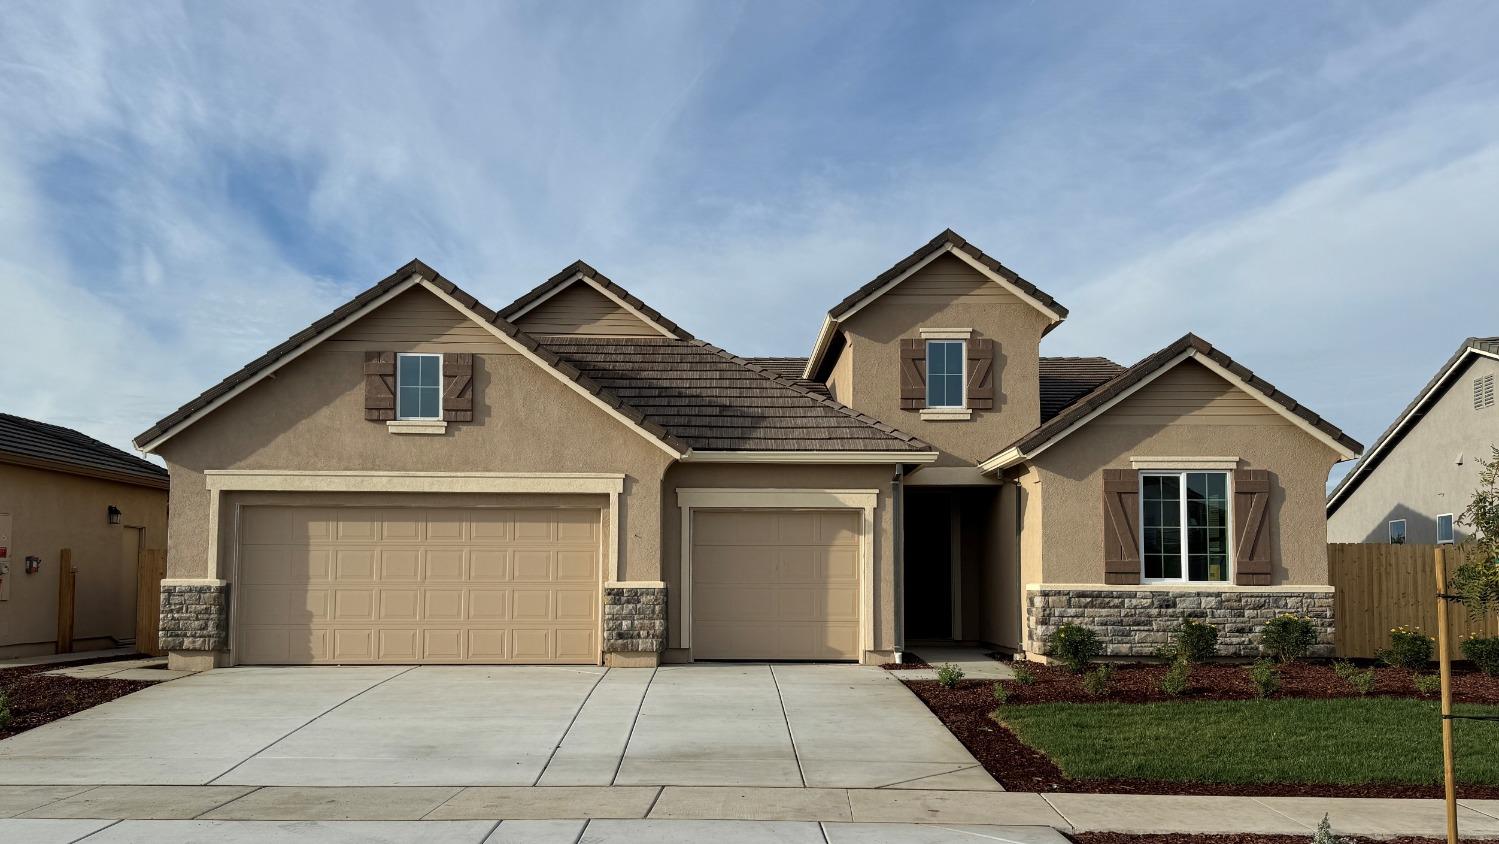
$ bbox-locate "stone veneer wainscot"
[1026,585,1335,658]
[603,584,666,653]
[158,581,230,652]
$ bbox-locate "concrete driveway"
[0,663,996,791]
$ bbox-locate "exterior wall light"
[107,505,122,526]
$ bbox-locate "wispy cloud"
[0,0,1495,474]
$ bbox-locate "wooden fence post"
[1435,546,1458,844]
[56,547,76,654]
[135,549,167,656]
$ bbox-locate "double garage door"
[236,505,600,664]
[691,509,862,661]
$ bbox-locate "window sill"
[920,408,973,421]
[387,419,448,435]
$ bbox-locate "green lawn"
[997,698,1499,785]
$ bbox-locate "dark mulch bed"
[988,661,1499,705]
[0,654,162,740]
[1072,835,1445,844]
[905,675,1499,799]
[881,661,932,670]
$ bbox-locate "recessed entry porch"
[900,484,1016,654]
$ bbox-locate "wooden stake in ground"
[1435,545,1457,844]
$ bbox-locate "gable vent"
[1476,374,1495,410]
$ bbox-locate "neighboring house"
[1328,336,1499,545]
[0,414,169,659]
[134,230,1360,669]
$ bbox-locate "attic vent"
[1476,374,1495,410]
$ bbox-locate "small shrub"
[1412,673,1442,696]
[935,663,964,689]
[0,690,9,730]
[1312,813,1344,844]
[1249,659,1281,698]
[1461,634,1499,676]
[1082,664,1115,698]
[1259,614,1318,663]
[1161,654,1191,697]
[1048,624,1103,674]
[1174,618,1220,663]
[1333,660,1376,696]
[1011,663,1036,685]
[992,681,1009,704]
[1377,625,1433,671]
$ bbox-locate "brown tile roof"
[133,260,689,454]
[1039,356,1126,422]
[992,334,1363,464]
[539,338,931,452]
[745,357,830,396]
[1327,335,1499,514]
[827,229,1068,320]
[498,260,695,340]
[2,413,168,488]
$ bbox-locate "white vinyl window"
[1140,471,1232,582]
[396,353,442,420]
[1388,519,1407,545]
[1437,514,1455,545]
[926,340,965,408]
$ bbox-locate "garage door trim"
[676,488,878,655]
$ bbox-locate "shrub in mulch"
[904,676,1499,799]
[0,655,161,740]
[961,661,1499,705]
[1071,834,1444,844]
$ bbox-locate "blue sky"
[2,2,1496,484]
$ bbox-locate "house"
[0,414,169,659]
[133,230,1361,669]
[1328,336,1499,545]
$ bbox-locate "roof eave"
[681,450,940,465]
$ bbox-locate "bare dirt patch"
[1,654,161,740]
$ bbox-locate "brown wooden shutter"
[899,339,925,410]
[442,353,474,422]
[1233,469,1272,586]
[1103,468,1141,585]
[967,339,995,409]
[363,351,396,421]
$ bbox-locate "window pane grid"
[1141,471,1230,583]
[926,340,964,408]
[397,354,442,420]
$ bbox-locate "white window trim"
[1388,519,1407,544]
[1436,513,1455,545]
[395,352,443,421]
[387,419,448,435]
[919,327,974,340]
[675,488,878,658]
[925,338,966,409]
[1138,470,1234,585]
[1130,456,1240,471]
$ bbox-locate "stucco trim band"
[676,488,880,656]
[1029,583,1334,594]
[1129,456,1241,470]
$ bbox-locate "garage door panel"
[556,628,596,661]
[470,550,512,581]
[333,589,375,620]
[379,589,420,621]
[514,551,553,580]
[379,549,421,580]
[469,589,510,620]
[556,589,595,621]
[424,590,464,621]
[513,590,553,621]
[557,551,595,581]
[468,629,508,659]
[425,549,466,581]
[692,509,861,661]
[512,629,551,660]
[378,628,419,660]
[380,512,422,541]
[334,550,376,581]
[333,629,374,660]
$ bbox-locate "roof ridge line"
[684,338,931,449]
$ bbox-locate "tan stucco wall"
[1029,360,1341,587]
[826,340,854,406]
[0,462,167,657]
[512,282,661,337]
[660,462,900,661]
[839,253,1052,467]
[981,480,1022,650]
[1329,354,1499,544]
[155,291,676,585]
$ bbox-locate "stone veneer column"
[159,581,230,669]
[1026,587,1335,659]
[603,582,666,667]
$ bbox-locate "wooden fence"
[135,549,166,656]
[1329,543,1499,658]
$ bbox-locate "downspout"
[893,465,906,662]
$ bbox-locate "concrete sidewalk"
[3,786,1498,839]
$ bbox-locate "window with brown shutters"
[1233,468,1273,586]
[1103,468,1141,585]
[363,351,396,421]
[899,339,925,410]
[967,339,995,410]
[442,352,474,422]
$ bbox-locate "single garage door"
[691,509,861,661]
[236,505,600,664]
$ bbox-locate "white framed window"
[1388,519,1407,545]
[926,340,965,408]
[396,353,442,420]
[1436,514,1455,545]
[1140,471,1231,583]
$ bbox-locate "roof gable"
[511,278,664,337]
[980,334,1363,472]
[1327,336,1499,515]
[806,229,1067,379]
[500,260,691,340]
[1,413,168,489]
